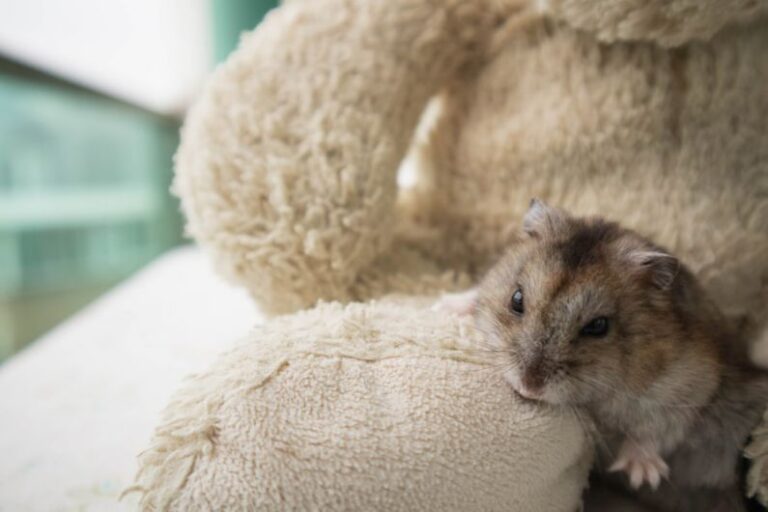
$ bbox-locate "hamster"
[436,199,768,512]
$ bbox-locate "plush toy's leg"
[609,439,669,490]
[174,0,502,316]
[432,288,478,316]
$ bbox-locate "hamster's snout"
[520,352,548,390]
[516,381,544,400]
[504,364,546,400]
[503,341,565,402]
[521,369,546,395]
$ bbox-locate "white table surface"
[0,246,263,511]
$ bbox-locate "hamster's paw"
[431,289,478,316]
[609,439,669,490]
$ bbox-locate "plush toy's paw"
[609,439,669,490]
[432,289,478,316]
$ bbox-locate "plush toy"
[133,0,768,509]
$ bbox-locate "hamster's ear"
[523,198,570,239]
[626,249,680,290]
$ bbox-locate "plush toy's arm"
[541,0,768,46]
[174,0,499,314]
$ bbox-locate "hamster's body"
[589,342,768,511]
[617,372,767,511]
[445,200,768,511]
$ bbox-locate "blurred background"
[0,0,277,362]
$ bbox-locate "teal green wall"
[0,2,279,359]
[0,59,182,359]
[211,0,278,62]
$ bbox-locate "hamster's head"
[475,200,719,406]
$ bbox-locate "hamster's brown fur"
[474,200,768,512]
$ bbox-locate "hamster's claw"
[609,440,669,490]
[431,289,478,316]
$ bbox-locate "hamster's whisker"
[560,373,614,457]
[570,372,706,410]
[465,360,520,379]
[566,405,613,459]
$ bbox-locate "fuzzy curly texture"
[176,0,768,334]
[159,0,768,508]
[540,0,768,46]
[129,300,591,511]
[173,0,498,314]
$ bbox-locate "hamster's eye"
[509,288,524,315]
[580,317,609,337]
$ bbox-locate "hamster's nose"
[520,352,547,393]
[503,368,544,400]
[520,372,545,398]
[516,382,543,399]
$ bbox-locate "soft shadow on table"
[583,485,660,512]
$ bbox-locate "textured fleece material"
[130,300,591,511]
[146,0,768,508]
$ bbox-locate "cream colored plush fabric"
[140,0,768,508]
[131,300,591,511]
[175,0,767,332]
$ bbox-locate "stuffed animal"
[133,0,768,509]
